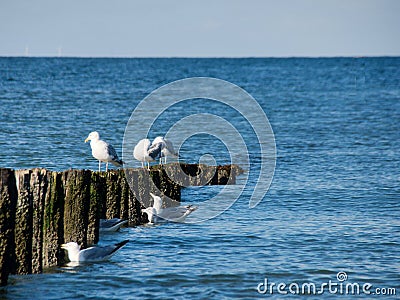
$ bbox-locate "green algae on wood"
[42,171,64,268]
[0,163,243,286]
[63,170,91,248]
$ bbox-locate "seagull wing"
[148,142,163,160]
[164,139,178,156]
[100,218,128,232]
[158,206,198,222]
[79,240,129,261]
[106,143,123,166]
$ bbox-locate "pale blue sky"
[1,0,399,57]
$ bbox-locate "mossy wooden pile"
[0,163,242,286]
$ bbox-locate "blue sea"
[0,57,399,299]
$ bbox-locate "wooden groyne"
[0,163,242,286]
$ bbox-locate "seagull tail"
[112,159,124,167]
[110,240,129,255]
[187,205,198,212]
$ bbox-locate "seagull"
[151,136,178,164]
[61,240,129,262]
[133,138,163,170]
[99,218,128,233]
[142,205,198,224]
[142,193,198,224]
[84,131,123,172]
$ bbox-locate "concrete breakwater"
[0,163,242,286]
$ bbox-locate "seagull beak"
[84,137,90,143]
[150,193,155,198]
[61,244,67,249]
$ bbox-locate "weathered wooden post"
[30,168,47,273]
[42,171,64,268]
[87,172,105,245]
[0,163,243,285]
[0,169,17,286]
[63,170,91,248]
[14,169,33,275]
[104,171,122,219]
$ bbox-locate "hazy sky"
[1,0,399,57]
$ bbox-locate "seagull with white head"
[61,240,129,262]
[85,131,123,172]
[142,193,198,224]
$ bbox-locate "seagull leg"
[164,156,167,164]
[98,161,101,172]
[141,161,144,169]
[147,161,150,171]
[106,162,109,172]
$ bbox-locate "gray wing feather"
[80,240,128,261]
[106,143,123,165]
[80,245,117,261]
[100,218,128,231]
[100,218,122,228]
[165,139,175,153]
[159,206,197,220]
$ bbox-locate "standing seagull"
[133,138,163,170]
[151,136,178,164]
[61,240,129,262]
[85,131,123,172]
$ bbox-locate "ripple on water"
[1,57,399,299]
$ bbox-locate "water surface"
[0,57,399,299]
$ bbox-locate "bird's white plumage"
[133,138,163,169]
[133,138,152,168]
[142,193,198,224]
[159,205,198,222]
[142,207,157,224]
[85,131,123,172]
[150,192,163,213]
[151,136,177,164]
[61,240,128,262]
